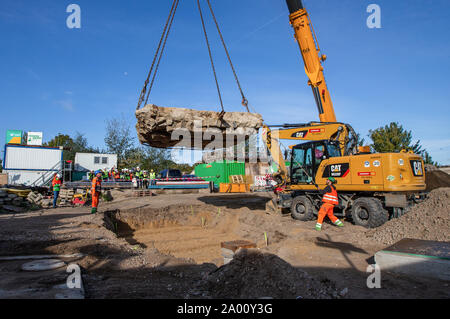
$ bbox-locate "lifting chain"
[204,0,249,112]
[136,0,179,110]
[197,0,224,113]
[137,0,251,114]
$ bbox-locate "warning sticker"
[358,172,376,177]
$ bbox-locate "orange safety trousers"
[92,192,99,208]
[317,203,339,225]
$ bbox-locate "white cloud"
[55,100,74,112]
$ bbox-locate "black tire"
[351,197,388,228]
[291,196,315,221]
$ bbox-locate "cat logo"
[410,160,423,177]
[323,163,350,178]
[331,165,342,173]
[291,130,308,139]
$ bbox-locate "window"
[94,157,100,164]
[291,148,309,183]
[102,157,108,164]
[291,145,316,184]
[327,143,341,158]
[315,145,326,167]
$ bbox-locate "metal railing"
[29,161,63,188]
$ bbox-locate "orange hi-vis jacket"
[91,177,101,195]
[322,185,339,205]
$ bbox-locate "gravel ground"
[365,188,450,246]
[0,191,448,299]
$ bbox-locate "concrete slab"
[21,259,66,271]
[135,104,263,149]
[375,238,450,281]
[0,260,85,299]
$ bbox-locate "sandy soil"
[0,191,448,299]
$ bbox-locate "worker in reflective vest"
[135,167,142,189]
[52,174,62,208]
[316,177,344,231]
[142,170,149,189]
[149,169,156,185]
[91,172,102,214]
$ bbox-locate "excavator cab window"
[291,141,338,184]
[327,142,341,158]
[291,147,308,183]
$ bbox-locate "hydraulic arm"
[286,0,336,123]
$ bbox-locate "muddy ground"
[0,191,448,299]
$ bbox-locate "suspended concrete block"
[135,104,263,149]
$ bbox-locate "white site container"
[74,153,118,172]
[3,145,63,186]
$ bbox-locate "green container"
[195,161,245,188]
[6,130,23,144]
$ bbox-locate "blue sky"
[1,0,449,164]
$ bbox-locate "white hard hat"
[56,174,61,178]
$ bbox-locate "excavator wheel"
[291,196,315,221]
[350,197,389,228]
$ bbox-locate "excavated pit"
[104,203,288,265]
[135,104,263,149]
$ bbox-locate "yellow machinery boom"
[287,0,336,122]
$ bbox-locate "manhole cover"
[21,259,66,271]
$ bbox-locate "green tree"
[104,116,135,167]
[369,122,437,165]
[369,122,422,153]
[120,146,195,174]
[44,133,74,161]
[354,132,366,147]
[72,133,99,154]
[421,150,438,166]
[44,132,99,161]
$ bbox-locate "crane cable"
[204,0,249,112]
[197,0,224,113]
[145,0,180,107]
[136,0,179,110]
[137,0,251,114]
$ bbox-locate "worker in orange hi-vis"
[316,177,344,231]
[91,172,102,214]
[52,174,62,209]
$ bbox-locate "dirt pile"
[198,249,339,299]
[426,170,450,192]
[135,104,263,149]
[366,188,450,246]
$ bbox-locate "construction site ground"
[0,190,448,299]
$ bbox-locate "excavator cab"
[290,140,341,184]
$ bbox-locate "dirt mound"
[199,249,339,299]
[426,170,450,192]
[366,188,450,246]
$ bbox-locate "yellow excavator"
[262,0,426,228]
